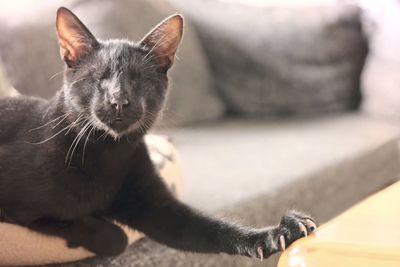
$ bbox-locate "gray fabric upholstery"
[170,0,368,117]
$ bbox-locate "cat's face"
[56,7,183,138]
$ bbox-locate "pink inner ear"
[58,30,89,62]
[146,32,178,66]
[56,8,96,65]
[57,21,91,63]
[141,15,183,67]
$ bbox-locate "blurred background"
[0,0,399,266]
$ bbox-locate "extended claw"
[279,235,286,251]
[306,219,317,232]
[298,222,307,237]
[256,246,264,261]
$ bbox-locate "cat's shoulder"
[0,95,46,106]
[0,95,47,128]
[0,95,47,113]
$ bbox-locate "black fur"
[0,7,316,260]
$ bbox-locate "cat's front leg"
[108,160,316,259]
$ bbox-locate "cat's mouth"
[91,105,148,139]
[89,113,144,140]
[109,117,141,132]
[106,113,146,136]
[113,117,124,126]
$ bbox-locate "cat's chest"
[45,141,135,215]
[66,146,129,177]
[57,142,134,189]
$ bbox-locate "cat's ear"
[140,14,183,71]
[56,7,98,67]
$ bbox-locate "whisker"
[65,114,85,135]
[102,131,109,141]
[65,120,86,164]
[28,113,87,144]
[94,130,108,142]
[69,76,89,87]
[81,124,95,165]
[52,113,70,129]
[27,123,73,145]
[143,117,153,132]
[65,120,91,166]
[49,70,64,81]
[28,113,69,132]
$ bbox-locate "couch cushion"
[170,0,367,117]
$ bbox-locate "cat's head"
[56,7,183,139]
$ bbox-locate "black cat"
[0,7,316,260]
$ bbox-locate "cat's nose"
[110,98,129,115]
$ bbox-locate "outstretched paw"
[274,210,316,252]
[249,210,317,261]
